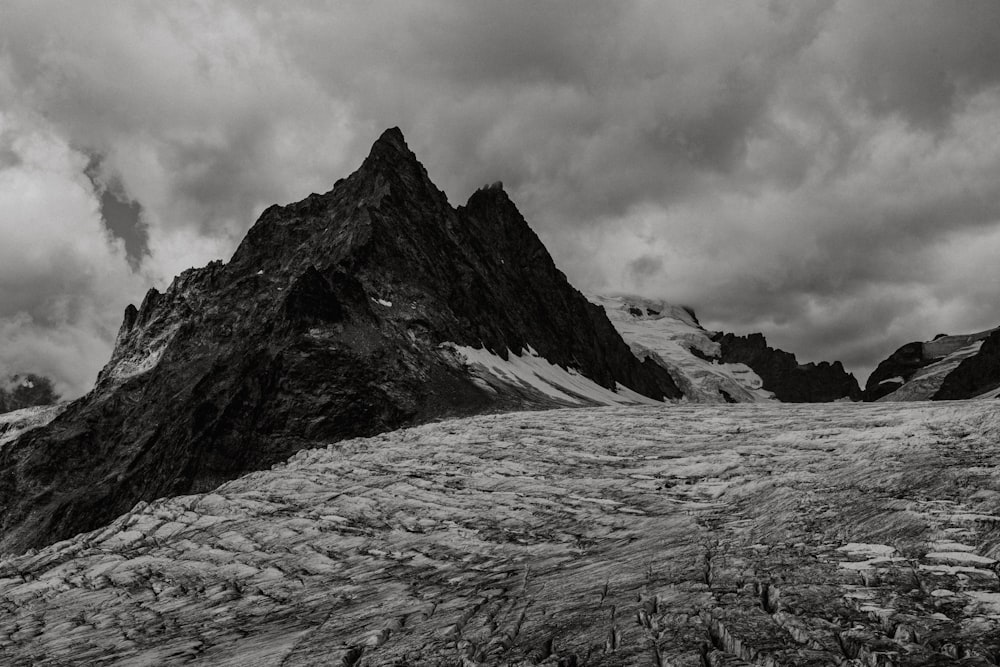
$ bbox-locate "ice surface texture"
[3,401,1000,665]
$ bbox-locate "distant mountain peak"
[365,126,413,162]
[864,325,1000,401]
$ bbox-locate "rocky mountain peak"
[459,183,548,267]
[0,128,680,555]
[352,126,447,207]
[359,126,419,177]
[370,125,408,153]
[464,180,515,213]
[713,331,861,402]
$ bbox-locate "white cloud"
[0,111,135,397]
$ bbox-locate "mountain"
[863,326,1000,401]
[591,295,863,403]
[4,401,1000,664]
[0,128,680,555]
[0,404,64,451]
[590,295,775,402]
[933,330,1000,399]
[0,376,62,454]
[711,332,861,402]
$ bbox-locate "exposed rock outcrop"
[712,332,861,402]
[863,341,929,401]
[0,128,679,555]
[933,329,1000,400]
[864,327,999,401]
[0,405,65,451]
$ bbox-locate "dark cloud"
[628,255,666,286]
[98,192,145,268]
[0,146,20,169]
[839,1,1000,130]
[2,0,1000,393]
[84,154,149,268]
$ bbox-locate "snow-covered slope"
[442,343,663,406]
[3,402,999,665]
[976,385,1000,399]
[589,294,773,403]
[0,404,65,451]
[868,327,1000,401]
[877,341,984,401]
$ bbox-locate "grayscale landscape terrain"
[3,3,1000,665]
[0,125,997,667]
[2,402,1000,665]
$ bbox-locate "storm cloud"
[2,0,1000,395]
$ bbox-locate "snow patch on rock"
[0,404,65,450]
[877,328,998,401]
[444,343,662,406]
[926,551,997,565]
[104,320,181,384]
[974,385,1000,399]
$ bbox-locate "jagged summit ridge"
[0,127,680,554]
[371,125,408,153]
[713,331,861,402]
[355,126,446,201]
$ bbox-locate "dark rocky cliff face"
[0,128,679,555]
[862,341,932,401]
[862,327,999,401]
[712,332,861,402]
[933,330,1000,400]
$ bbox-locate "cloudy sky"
[2,1,1000,398]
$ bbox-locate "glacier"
[2,401,999,665]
